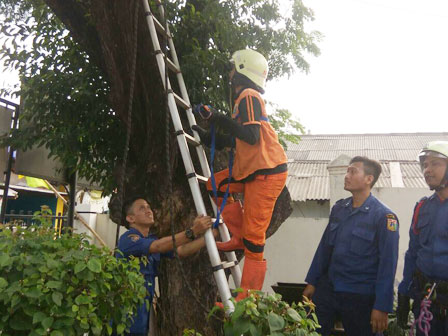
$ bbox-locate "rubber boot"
[216,257,267,309]
[216,201,244,252]
[234,257,267,301]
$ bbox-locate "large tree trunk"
[43,1,293,334]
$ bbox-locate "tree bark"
[43,1,293,334]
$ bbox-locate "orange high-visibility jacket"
[231,88,287,181]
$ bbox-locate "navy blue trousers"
[313,277,375,336]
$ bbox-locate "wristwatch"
[185,228,195,241]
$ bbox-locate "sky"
[265,0,448,134]
[2,0,448,135]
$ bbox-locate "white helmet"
[419,141,448,190]
[230,49,268,89]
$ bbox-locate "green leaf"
[233,317,251,334]
[75,294,91,305]
[0,277,8,289]
[268,312,285,332]
[52,291,63,306]
[33,312,47,324]
[25,287,42,298]
[87,258,101,273]
[46,280,62,289]
[74,261,87,274]
[117,323,126,334]
[41,316,54,329]
[50,331,64,336]
[287,308,301,322]
[249,323,262,336]
[231,301,246,321]
[0,253,11,267]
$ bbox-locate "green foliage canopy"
[0,0,320,191]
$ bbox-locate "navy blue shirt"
[306,194,399,312]
[116,228,173,334]
[399,193,448,296]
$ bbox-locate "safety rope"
[409,283,437,336]
[160,1,222,323]
[209,123,234,229]
[115,0,140,246]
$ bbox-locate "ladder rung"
[172,92,190,110]
[212,261,239,272]
[222,261,238,269]
[166,57,181,74]
[184,133,200,147]
[175,130,200,147]
[187,173,208,184]
[152,16,171,38]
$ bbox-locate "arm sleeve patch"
[120,234,155,257]
[386,214,398,232]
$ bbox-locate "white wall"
[263,200,330,292]
[372,187,432,287]
[95,214,126,249]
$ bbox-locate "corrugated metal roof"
[286,133,442,201]
[287,133,448,161]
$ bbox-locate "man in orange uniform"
[192,49,288,301]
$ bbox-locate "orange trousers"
[207,169,287,260]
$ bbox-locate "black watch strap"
[185,228,195,240]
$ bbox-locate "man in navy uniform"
[397,141,448,335]
[303,156,399,336]
[116,197,212,336]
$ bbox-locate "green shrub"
[211,291,320,336]
[0,221,147,335]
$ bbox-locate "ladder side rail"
[143,2,167,87]
[156,3,242,288]
[143,0,234,313]
[156,5,211,177]
[209,199,242,288]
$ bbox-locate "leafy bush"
[0,219,147,335]
[211,291,320,336]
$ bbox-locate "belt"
[414,269,448,293]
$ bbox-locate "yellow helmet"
[230,49,268,89]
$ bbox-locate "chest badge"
[386,214,398,232]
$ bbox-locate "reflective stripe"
[243,238,264,253]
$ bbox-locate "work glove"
[396,293,411,329]
[191,125,211,147]
[193,104,214,120]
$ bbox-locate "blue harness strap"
[210,124,234,229]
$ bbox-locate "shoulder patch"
[128,234,140,242]
[386,214,398,232]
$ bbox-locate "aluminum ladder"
[142,0,242,313]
